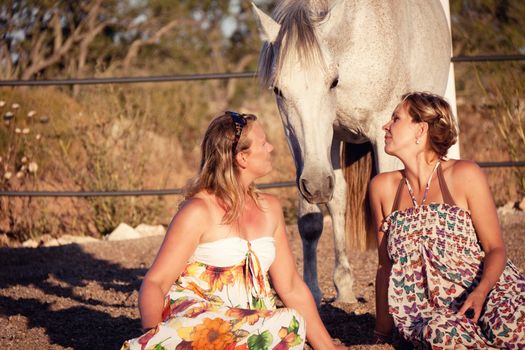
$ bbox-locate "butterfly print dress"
[122,236,305,350]
[382,163,525,349]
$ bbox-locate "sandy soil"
[0,211,523,350]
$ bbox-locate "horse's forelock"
[258,0,330,88]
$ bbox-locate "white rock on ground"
[135,223,166,237]
[22,239,39,248]
[106,223,141,241]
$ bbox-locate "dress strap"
[437,163,456,206]
[391,176,405,213]
[404,161,440,207]
[244,241,269,307]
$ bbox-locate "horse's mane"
[258,0,331,88]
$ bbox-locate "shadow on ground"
[0,243,146,349]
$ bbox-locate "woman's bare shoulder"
[177,192,215,222]
[370,170,403,192]
[258,192,283,212]
[446,159,485,182]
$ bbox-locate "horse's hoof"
[334,294,358,304]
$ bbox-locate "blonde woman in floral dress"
[370,92,525,349]
[122,112,345,350]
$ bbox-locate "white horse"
[253,0,453,304]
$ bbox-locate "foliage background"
[0,0,523,243]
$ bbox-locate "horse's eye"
[330,78,339,89]
[273,86,284,98]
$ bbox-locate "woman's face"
[242,122,274,178]
[382,103,420,156]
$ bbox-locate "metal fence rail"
[1,55,523,87]
[1,162,524,198]
[1,53,524,198]
[0,181,297,197]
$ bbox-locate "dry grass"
[1,72,523,243]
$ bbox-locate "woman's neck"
[401,152,441,191]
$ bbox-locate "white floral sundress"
[122,237,305,350]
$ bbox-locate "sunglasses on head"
[226,111,256,154]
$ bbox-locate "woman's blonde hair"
[185,112,259,223]
[401,92,458,157]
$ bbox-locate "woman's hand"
[457,289,487,323]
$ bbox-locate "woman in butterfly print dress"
[121,112,346,350]
[369,92,525,349]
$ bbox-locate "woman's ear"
[417,121,429,139]
[235,151,248,169]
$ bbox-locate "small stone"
[21,156,28,163]
[27,110,36,118]
[43,239,60,247]
[106,223,141,241]
[135,224,165,237]
[519,197,525,211]
[22,239,39,248]
[39,115,49,124]
[22,128,30,134]
[11,103,20,110]
[0,101,5,107]
[4,171,12,180]
[15,128,21,134]
[3,111,14,120]
[16,171,24,179]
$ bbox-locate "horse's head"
[253,2,344,204]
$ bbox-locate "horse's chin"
[302,195,333,205]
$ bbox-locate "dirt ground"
[0,211,523,350]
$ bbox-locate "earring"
[416,138,421,145]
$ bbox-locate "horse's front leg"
[297,196,323,306]
[328,140,357,304]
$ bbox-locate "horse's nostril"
[300,178,312,197]
[327,175,334,192]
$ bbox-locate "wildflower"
[35,134,41,140]
[21,165,27,171]
[0,101,5,107]
[3,112,13,120]
[22,128,30,134]
[39,115,49,124]
[11,103,20,110]
[16,171,24,179]
[4,172,12,180]
[27,110,36,118]
[21,156,28,163]
[15,128,21,134]
[28,162,38,173]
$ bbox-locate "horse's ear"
[252,3,280,43]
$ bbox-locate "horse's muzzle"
[299,175,334,204]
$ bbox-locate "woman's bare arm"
[139,198,209,329]
[369,174,394,340]
[267,196,345,350]
[454,161,506,322]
